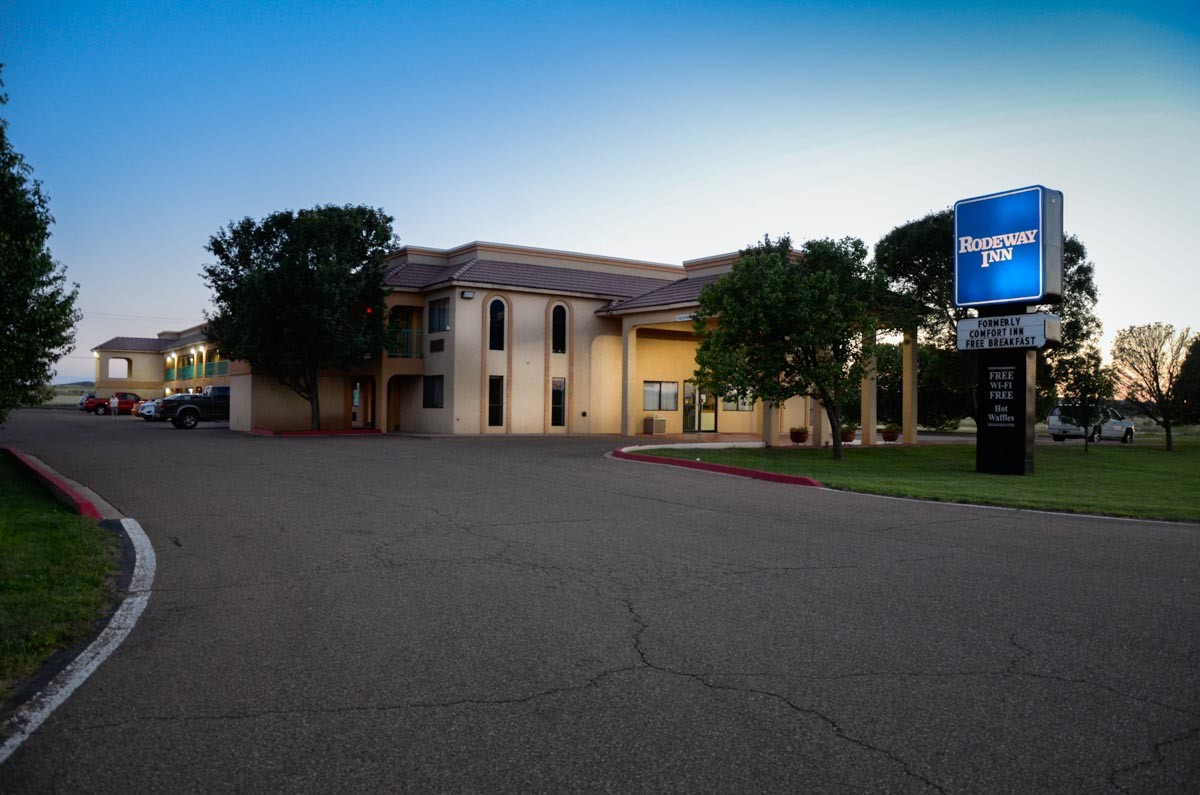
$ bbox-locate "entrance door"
[350,378,375,429]
[683,381,718,432]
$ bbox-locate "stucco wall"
[93,351,165,398]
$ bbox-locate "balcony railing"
[387,328,424,358]
[204,361,229,377]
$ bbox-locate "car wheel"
[95,404,108,415]
[1123,429,1133,444]
[1051,435,1064,442]
[180,411,199,430]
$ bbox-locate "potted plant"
[881,423,900,443]
[840,422,858,443]
[789,426,809,445]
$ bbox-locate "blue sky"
[4,1,1198,381]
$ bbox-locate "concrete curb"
[612,443,824,488]
[0,450,156,766]
[2,447,103,520]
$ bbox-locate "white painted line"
[0,518,156,764]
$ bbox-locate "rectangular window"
[642,381,678,411]
[488,376,504,426]
[551,378,566,427]
[429,338,445,353]
[422,375,444,409]
[721,395,755,412]
[427,298,449,332]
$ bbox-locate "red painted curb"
[250,427,383,437]
[612,448,824,488]
[2,447,104,520]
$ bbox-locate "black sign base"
[976,347,1036,475]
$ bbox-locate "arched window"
[488,299,506,351]
[551,305,567,354]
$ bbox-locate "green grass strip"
[0,456,116,701]
[644,439,1200,522]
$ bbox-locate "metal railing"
[386,328,424,358]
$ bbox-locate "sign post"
[954,186,1063,475]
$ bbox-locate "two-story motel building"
[92,241,918,443]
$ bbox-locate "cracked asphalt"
[2,409,1199,793]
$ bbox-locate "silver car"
[138,399,162,422]
[1047,405,1134,443]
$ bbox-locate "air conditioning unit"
[643,416,667,435]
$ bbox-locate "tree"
[1111,323,1196,451]
[1055,346,1113,453]
[1178,338,1200,426]
[875,210,1102,422]
[693,235,884,460]
[0,66,79,426]
[202,205,397,430]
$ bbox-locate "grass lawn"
[644,439,1200,522]
[0,456,115,701]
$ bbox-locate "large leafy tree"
[1111,323,1195,451]
[874,209,1101,422]
[1055,346,1113,453]
[693,235,884,460]
[202,205,397,429]
[0,66,80,426]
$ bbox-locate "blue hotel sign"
[954,185,1063,307]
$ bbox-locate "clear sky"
[4,1,1198,382]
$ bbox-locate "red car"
[84,392,142,415]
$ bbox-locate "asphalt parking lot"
[2,409,1198,792]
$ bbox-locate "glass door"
[683,381,718,432]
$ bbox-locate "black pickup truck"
[159,386,231,429]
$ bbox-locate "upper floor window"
[489,299,506,351]
[428,298,449,333]
[551,305,567,354]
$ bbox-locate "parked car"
[159,386,231,429]
[84,392,142,415]
[1047,405,1134,443]
[138,399,163,421]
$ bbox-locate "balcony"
[387,328,424,358]
[204,361,229,377]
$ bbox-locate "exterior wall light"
[93,351,99,358]
[190,347,197,355]
[461,290,476,299]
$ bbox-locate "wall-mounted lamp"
[93,351,99,359]
[170,353,177,360]
[461,290,476,299]
[165,355,171,363]
[199,345,206,353]
[190,347,197,355]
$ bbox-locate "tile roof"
[384,258,678,300]
[93,336,170,352]
[601,273,722,313]
[95,330,212,353]
[383,261,454,289]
